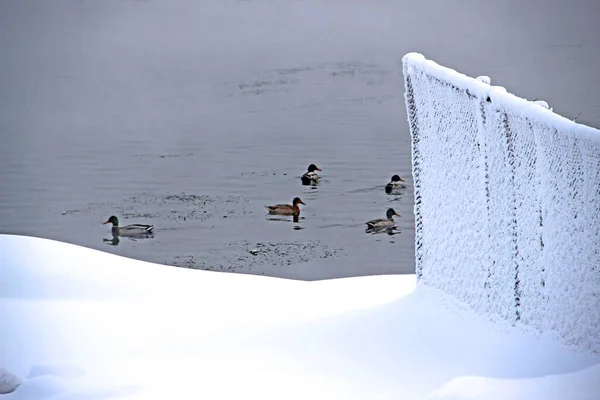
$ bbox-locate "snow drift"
[1,234,600,399]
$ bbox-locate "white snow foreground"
[1,234,599,399]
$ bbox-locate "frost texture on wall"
[403,53,600,353]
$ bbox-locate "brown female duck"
[265,197,306,216]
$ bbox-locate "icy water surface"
[1,0,599,279]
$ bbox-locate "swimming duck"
[103,215,154,236]
[385,174,406,194]
[265,197,306,216]
[366,208,400,231]
[301,164,322,185]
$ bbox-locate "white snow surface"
[1,234,600,399]
[403,52,600,354]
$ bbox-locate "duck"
[366,208,401,231]
[103,215,154,236]
[385,174,406,194]
[301,164,322,185]
[265,197,306,216]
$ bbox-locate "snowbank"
[430,363,600,400]
[1,234,600,399]
[403,53,600,354]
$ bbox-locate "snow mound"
[2,234,600,399]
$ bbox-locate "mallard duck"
[366,208,400,231]
[265,197,306,216]
[301,164,322,185]
[385,174,406,194]
[103,215,154,236]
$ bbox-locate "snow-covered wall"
[403,53,600,353]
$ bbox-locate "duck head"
[307,164,322,173]
[293,197,306,206]
[386,208,401,219]
[103,215,119,226]
[390,174,405,183]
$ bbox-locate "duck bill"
[103,220,110,225]
[299,200,306,205]
[399,178,405,182]
[316,167,322,171]
[394,213,401,217]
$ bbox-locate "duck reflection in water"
[103,234,156,246]
[103,234,120,246]
[293,214,304,230]
[102,232,155,246]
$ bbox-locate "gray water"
[1,0,599,280]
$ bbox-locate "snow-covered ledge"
[403,52,600,354]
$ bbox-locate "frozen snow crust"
[403,52,600,354]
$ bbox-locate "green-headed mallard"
[385,174,406,194]
[366,208,400,231]
[301,164,322,185]
[265,197,306,216]
[103,215,154,237]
